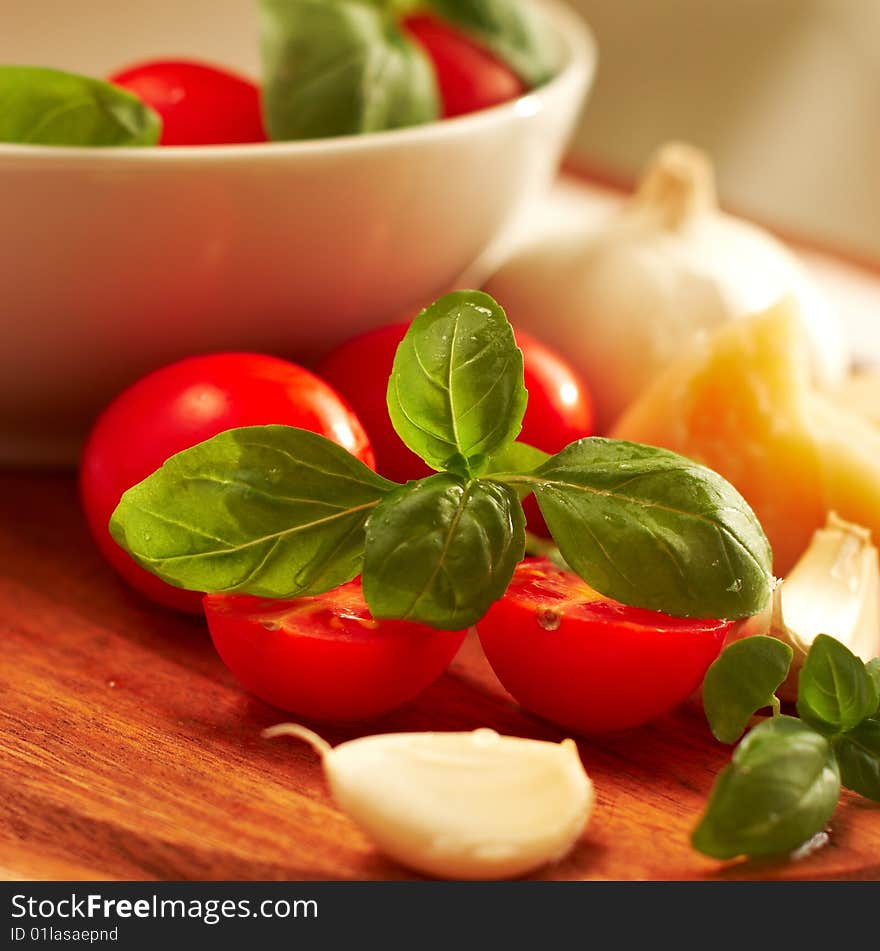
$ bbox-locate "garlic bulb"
[769,512,880,701]
[484,142,848,432]
[264,724,594,880]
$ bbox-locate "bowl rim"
[0,0,596,163]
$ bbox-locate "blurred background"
[565,0,880,260]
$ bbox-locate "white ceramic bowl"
[0,0,595,465]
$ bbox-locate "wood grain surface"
[1,472,878,881]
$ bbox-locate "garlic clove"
[770,512,880,701]
[264,724,594,880]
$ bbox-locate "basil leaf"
[797,635,879,734]
[484,440,549,475]
[363,473,525,629]
[484,441,549,500]
[0,66,161,147]
[833,720,880,801]
[702,637,793,744]
[259,0,439,140]
[387,291,527,476]
[523,438,774,619]
[866,658,880,712]
[692,716,840,859]
[110,426,396,598]
[424,0,558,86]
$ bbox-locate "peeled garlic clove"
[264,724,594,880]
[770,512,880,701]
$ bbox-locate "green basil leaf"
[866,658,880,713]
[259,0,439,140]
[522,438,774,619]
[387,290,527,476]
[797,635,879,734]
[702,637,793,744]
[0,66,161,147]
[833,719,880,801]
[484,440,549,475]
[424,0,558,86]
[484,441,549,500]
[363,473,525,629]
[110,426,396,598]
[692,716,840,859]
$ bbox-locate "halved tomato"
[204,580,466,721]
[477,559,733,733]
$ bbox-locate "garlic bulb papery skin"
[484,142,848,432]
[770,512,880,701]
[264,725,594,880]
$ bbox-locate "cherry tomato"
[477,559,732,734]
[204,580,466,721]
[316,323,593,485]
[401,14,526,118]
[109,59,266,145]
[80,353,374,614]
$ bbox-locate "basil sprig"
[258,0,557,141]
[112,289,773,630]
[867,657,880,698]
[693,716,840,860]
[701,636,793,744]
[110,427,396,599]
[797,634,879,733]
[387,290,527,476]
[0,66,161,147]
[833,719,880,801]
[259,0,439,140]
[363,473,525,628]
[695,635,880,860]
[506,440,773,619]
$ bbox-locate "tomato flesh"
[402,15,526,118]
[80,353,374,614]
[109,59,266,145]
[204,581,466,721]
[317,323,593,486]
[477,559,731,734]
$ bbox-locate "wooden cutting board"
[1,472,878,881]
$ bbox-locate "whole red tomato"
[204,580,466,721]
[109,59,266,145]
[401,15,526,118]
[477,559,732,734]
[80,353,374,613]
[316,322,594,486]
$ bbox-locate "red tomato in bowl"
[316,323,593,485]
[80,353,374,614]
[401,15,526,118]
[204,580,466,721]
[109,60,266,145]
[477,559,732,734]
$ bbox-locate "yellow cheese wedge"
[807,396,880,543]
[831,372,880,428]
[613,300,880,575]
